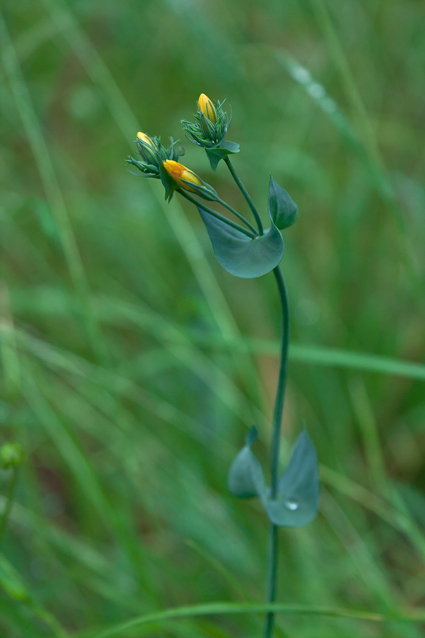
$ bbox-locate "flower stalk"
[225,157,264,235]
[223,155,290,637]
[264,265,290,638]
[179,190,256,239]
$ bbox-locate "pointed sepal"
[159,162,178,201]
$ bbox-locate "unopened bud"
[136,131,159,165]
[137,132,156,148]
[163,160,203,192]
[198,94,217,123]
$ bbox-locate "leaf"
[265,430,320,527]
[206,140,240,170]
[198,208,284,278]
[268,175,299,230]
[228,428,320,528]
[0,554,30,602]
[80,600,423,638]
[228,427,265,498]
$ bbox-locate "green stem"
[179,191,257,238]
[225,157,264,235]
[215,197,258,235]
[0,467,18,547]
[264,265,290,638]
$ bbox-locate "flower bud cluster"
[127,134,184,179]
[128,93,233,201]
[182,94,230,148]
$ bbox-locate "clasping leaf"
[268,175,299,230]
[206,141,240,171]
[228,429,320,528]
[265,430,320,527]
[198,207,284,278]
[228,427,265,498]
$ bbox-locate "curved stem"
[225,157,264,235]
[179,191,257,238]
[264,265,290,638]
[0,467,18,548]
[216,197,258,235]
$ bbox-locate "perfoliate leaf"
[198,208,284,278]
[221,140,240,153]
[266,430,320,527]
[268,175,299,230]
[228,428,320,528]
[206,140,240,171]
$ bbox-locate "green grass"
[1,0,425,636]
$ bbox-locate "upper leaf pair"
[197,175,298,279]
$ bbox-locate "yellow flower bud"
[163,160,203,192]
[198,94,217,123]
[137,132,156,148]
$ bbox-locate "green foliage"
[0,554,30,602]
[0,443,23,470]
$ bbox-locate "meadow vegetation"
[1,0,425,636]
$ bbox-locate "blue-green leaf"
[265,431,320,527]
[228,428,320,528]
[206,140,240,170]
[268,175,299,230]
[198,208,284,278]
[228,427,265,498]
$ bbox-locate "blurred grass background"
[1,0,425,636]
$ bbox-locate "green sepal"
[159,163,178,201]
[197,206,284,278]
[228,426,265,499]
[206,140,240,171]
[268,175,299,230]
[167,137,185,161]
[180,179,218,202]
[126,157,159,178]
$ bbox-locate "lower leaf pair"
[228,427,320,527]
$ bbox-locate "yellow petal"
[198,94,217,123]
[163,160,202,192]
[137,132,156,147]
